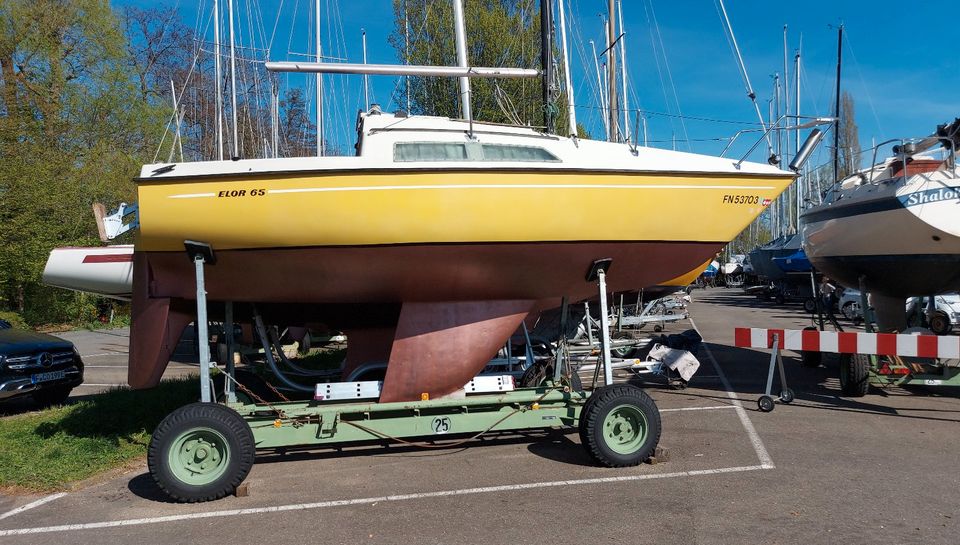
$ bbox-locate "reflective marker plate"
[31,370,66,384]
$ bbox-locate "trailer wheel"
[149,402,255,503]
[610,331,637,358]
[803,298,817,314]
[929,311,952,336]
[757,395,775,412]
[779,389,795,404]
[839,354,870,397]
[800,327,822,368]
[579,384,661,467]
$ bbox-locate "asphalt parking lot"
[2,288,960,544]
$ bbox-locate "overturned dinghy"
[42,245,134,300]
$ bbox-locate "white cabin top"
[139,110,792,180]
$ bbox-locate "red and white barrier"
[734,327,960,359]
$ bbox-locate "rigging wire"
[841,27,885,140]
[644,0,690,149]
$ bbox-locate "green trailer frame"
[146,246,663,502]
[232,386,587,449]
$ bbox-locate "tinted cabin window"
[480,144,558,162]
[394,142,559,162]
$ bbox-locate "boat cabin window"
[394,142,559,163]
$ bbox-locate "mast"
[452,0,472,123]
[557,0,577,136]
[362,29,369,109]
[606,0,619,142]
[271,80,279,158]
[404,0,411,112]
[540,0,555,134]
[618,0,629,141]
[213,0,224,160]
[316,0,325,156]
[832,24,843,183]
[228,0,239,159]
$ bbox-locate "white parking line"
[659,405,737,413]
[0,494,66,522]
[689,318,775,470]
[80,353,128,359]
[0,465,768,537]
[74,384,125,388]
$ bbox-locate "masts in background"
[213,0,224,160]
[228,0,239,159]
[557,0,577,136]
[782,25,789,159]
[540,0,555,133]
[794,44,802,218]
[589,40,608,137]
[362,29,370,109]
[617,0,630,142]
[606,0,619,143]
[452,0,472,124]
[315,0,325,156]
[832,23,844,184]
[169,79,184,163]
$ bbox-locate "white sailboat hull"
[801,169,960,296]
[42,246,134,300]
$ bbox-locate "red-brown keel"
[379,300,535,402]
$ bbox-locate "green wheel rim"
[601,404,648,455]
[167,427,231,486]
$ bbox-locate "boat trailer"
[147,243,663,502]
[735,327,960,399]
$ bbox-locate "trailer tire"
[757,395,775,412]
[579,384,661,467]
[803,298,817,314]
[149,402,255,503]
[929,311,952,336]
[839,353,870,397]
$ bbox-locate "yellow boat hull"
[137,169,787,252]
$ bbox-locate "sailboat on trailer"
[49,1,798,402]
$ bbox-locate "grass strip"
[0,377,198,491]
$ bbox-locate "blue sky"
[120,0,960,165]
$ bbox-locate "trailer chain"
[212,364,313,427]
[263,379,292,403]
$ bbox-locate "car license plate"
[31,370,66,384]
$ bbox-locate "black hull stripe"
[140,239,729,254]
[800,196,905,224]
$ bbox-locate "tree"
[279,88,317,157]
[0,0,163,323]
[837,91,861,180]
[389,0,572,131]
